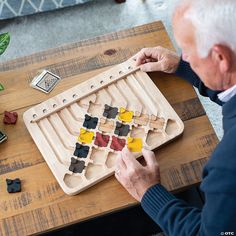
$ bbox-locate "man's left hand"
[115,147,161,202]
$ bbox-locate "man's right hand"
[133,46,181,73]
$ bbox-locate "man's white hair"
[174,0,236,58]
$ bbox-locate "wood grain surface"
[0,21,218,235]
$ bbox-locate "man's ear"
[211,45,232,73]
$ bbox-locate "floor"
[0,0,223,139]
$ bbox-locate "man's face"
[173,8,224,91]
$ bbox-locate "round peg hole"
[63,99,67,103]
[90,85,94,89]
[100,80,104,84]
[109,75,113,79]
[128,66,132,70]
[33,114,37,118]
[119,71,123,74]
[43,109,47,113]
[53,104,57,108]
[72,94,77,98]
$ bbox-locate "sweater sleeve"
[175,59,223,106]
[141,184,202,236]
[141,182,236,236]
[141,130,236,236]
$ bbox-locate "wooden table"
[0,21,218,236]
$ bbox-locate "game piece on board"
[114,122,130,136]
[69,157,85,173]
[83,115,98,129]
[30,70,61,94]
[73,143,90,158]
[118,108,133,123]
[94,132,110,147]
[98,118,114,133]
[6,178,21,193]
[3,111,18,124]
[103,104,118,119]
[78,128,94,144]
[150,117,165,130]
[127,137,142,152]
[0,131,7,143]
[110,136,126,151]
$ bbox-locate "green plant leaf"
[0,32,10,56]
[0,83,4,91]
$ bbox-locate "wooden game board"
[23,58,184,195]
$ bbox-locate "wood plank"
[0,21,166,72]
[0,23,171,76]
[172,97,206,121]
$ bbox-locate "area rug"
[0,0,93,19]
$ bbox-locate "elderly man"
[115,0,236,235]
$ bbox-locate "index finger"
[121,147,142,169]
[142,148,159,167]
[115,152,127,170]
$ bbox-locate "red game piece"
[110,136,126,151]
[3,111,18,124]
[94,132,110,147]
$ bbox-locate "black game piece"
[103,104,118,119]
[0,131,7,143]
[114,122,130,136]
[73,143,90,158]
[69,157,85,173]
[6,178,21,193]
[83,115,98,129]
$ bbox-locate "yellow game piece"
[80,129,86,134]
[120,107,126,113]
[127,137,142,152]
[118,108,133,123]
[78,128,94,144]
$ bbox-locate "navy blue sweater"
[141,59,236,236]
